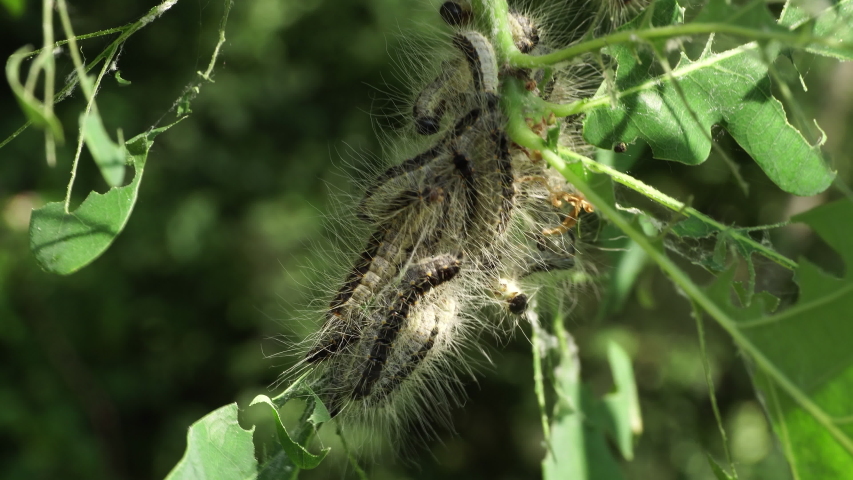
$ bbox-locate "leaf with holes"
[165,403,257,480]
[29,120,182,275]
[583,0,835,196]
[706,200,853,478]
[543,339,640,480]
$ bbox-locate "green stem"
[692,303,738,478]
[41,0,56,166]
[0,0,180,151]
[540,42,759,117]
[568,149,797,271]
[528,305,552,443]
[507,23,850,69]
[505,103,853,455]
[504,75,795,271]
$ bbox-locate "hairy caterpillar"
[285,0,613,452]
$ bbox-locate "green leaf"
[597,224,650,318]
[780,0,853,60]
[251,372,331,478]
[706,200,853,478]
[5,46,64,143]
[694,0,785,32]
[583,2,836,196]
[543,336,640,480]
[165,403,257,480]
[600,342,642,460]
[250,395,330,470]
[81,111,126,187]
[29,120,182,274]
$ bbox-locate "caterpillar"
[287,0,613,453]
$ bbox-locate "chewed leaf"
[81,110,126,187]
[165,403,257,480]
[543,335,639,480]
[706,200,853,477]
[29,120,182,274]
[583,0,836,196]
[250,395,330,470]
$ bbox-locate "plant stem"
[507,23,851,68]
[505,103,853,454]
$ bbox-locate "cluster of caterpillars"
[301,0,594,434]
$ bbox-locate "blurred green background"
[1,0,851,479]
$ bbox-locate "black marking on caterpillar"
[452,32,498,95]
[439,1,471,26]
[453,107,482,136]
[380,324,440,398]
[352,253,462,399]
[328,230,386,316]
[358,143,446,221]
[492,126,514,233]
[412,59,470,136]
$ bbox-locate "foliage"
[1,0,851,478]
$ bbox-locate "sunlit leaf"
[583,0,835,196]
[165,403,257,480]
[543,337,640,480]
[706,200,853,478]
[29,120,182,274]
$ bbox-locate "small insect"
[614,141,628,153]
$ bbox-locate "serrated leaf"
[165,403,257,480]
[29,120,182,274]
[543,337,639,480]
[583,0,835,196]
[780,0,853,60]
[705,200,853,478]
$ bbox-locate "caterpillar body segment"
[291,0,608,452]
[507,10,540,53]
[307,216,444,364]
[352,253,463,399]
[412,58,472,135]
[452,31,499,96]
